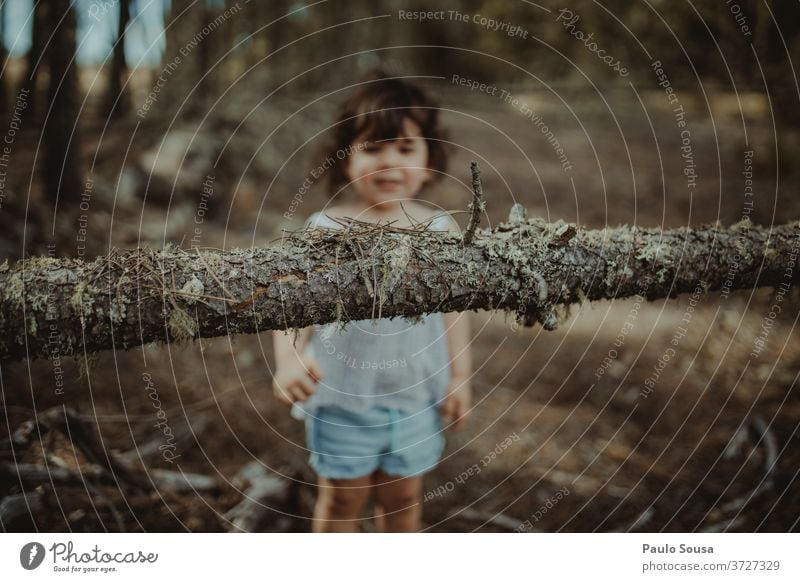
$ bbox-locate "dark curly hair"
[321,70,449,195]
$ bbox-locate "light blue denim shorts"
[304,402,445,479]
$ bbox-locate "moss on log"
[1,215,798,361]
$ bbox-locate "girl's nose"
[376,146,402,168]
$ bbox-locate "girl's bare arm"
[441,311,472,430]
[440,215,473,383]
[442,311,472,382]
[272,327,313,364]
[271,327,321,404]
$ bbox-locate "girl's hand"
[272,356,324,405]
[441,377,471,430]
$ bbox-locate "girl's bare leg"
[373,503,386,532]
[313,474,373,532]
[372,469,424,532]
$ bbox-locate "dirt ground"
[2,86,798,532]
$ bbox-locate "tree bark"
[1,216,798,361]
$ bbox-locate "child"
[272,71,472,533]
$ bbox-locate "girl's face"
[345,118,432,207]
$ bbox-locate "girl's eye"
[399,146,415,154]
[364,144,381,153]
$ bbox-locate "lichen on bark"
[1,215,798,361]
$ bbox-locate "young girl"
[272,72,472,532]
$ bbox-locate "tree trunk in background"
[223,0,271,83]
[19,0,49,126]
[223,0,242,87]
[103,0,132,120]
[743,2,797,125]
[199,2,230,103]
[2,217,798,361]
[162,0,208,117]
[262,0,293,86]
[0,2,7,117]
[43,0,82,205]
[762,2,800,148]
[746,2,800,176]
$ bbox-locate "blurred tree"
[162,0,205,116]
[238,0,281,71]
[758,1,800,128]
[0,1,6,117]
[159,0,239,115]
[102,0,132,120]
[19,0,50,127]
[44,0,82,206]
[199,1,227,101]
[223,0,245,86]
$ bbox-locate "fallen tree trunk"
[1,213,798,361]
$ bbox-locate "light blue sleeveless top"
[290,210,453,419]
